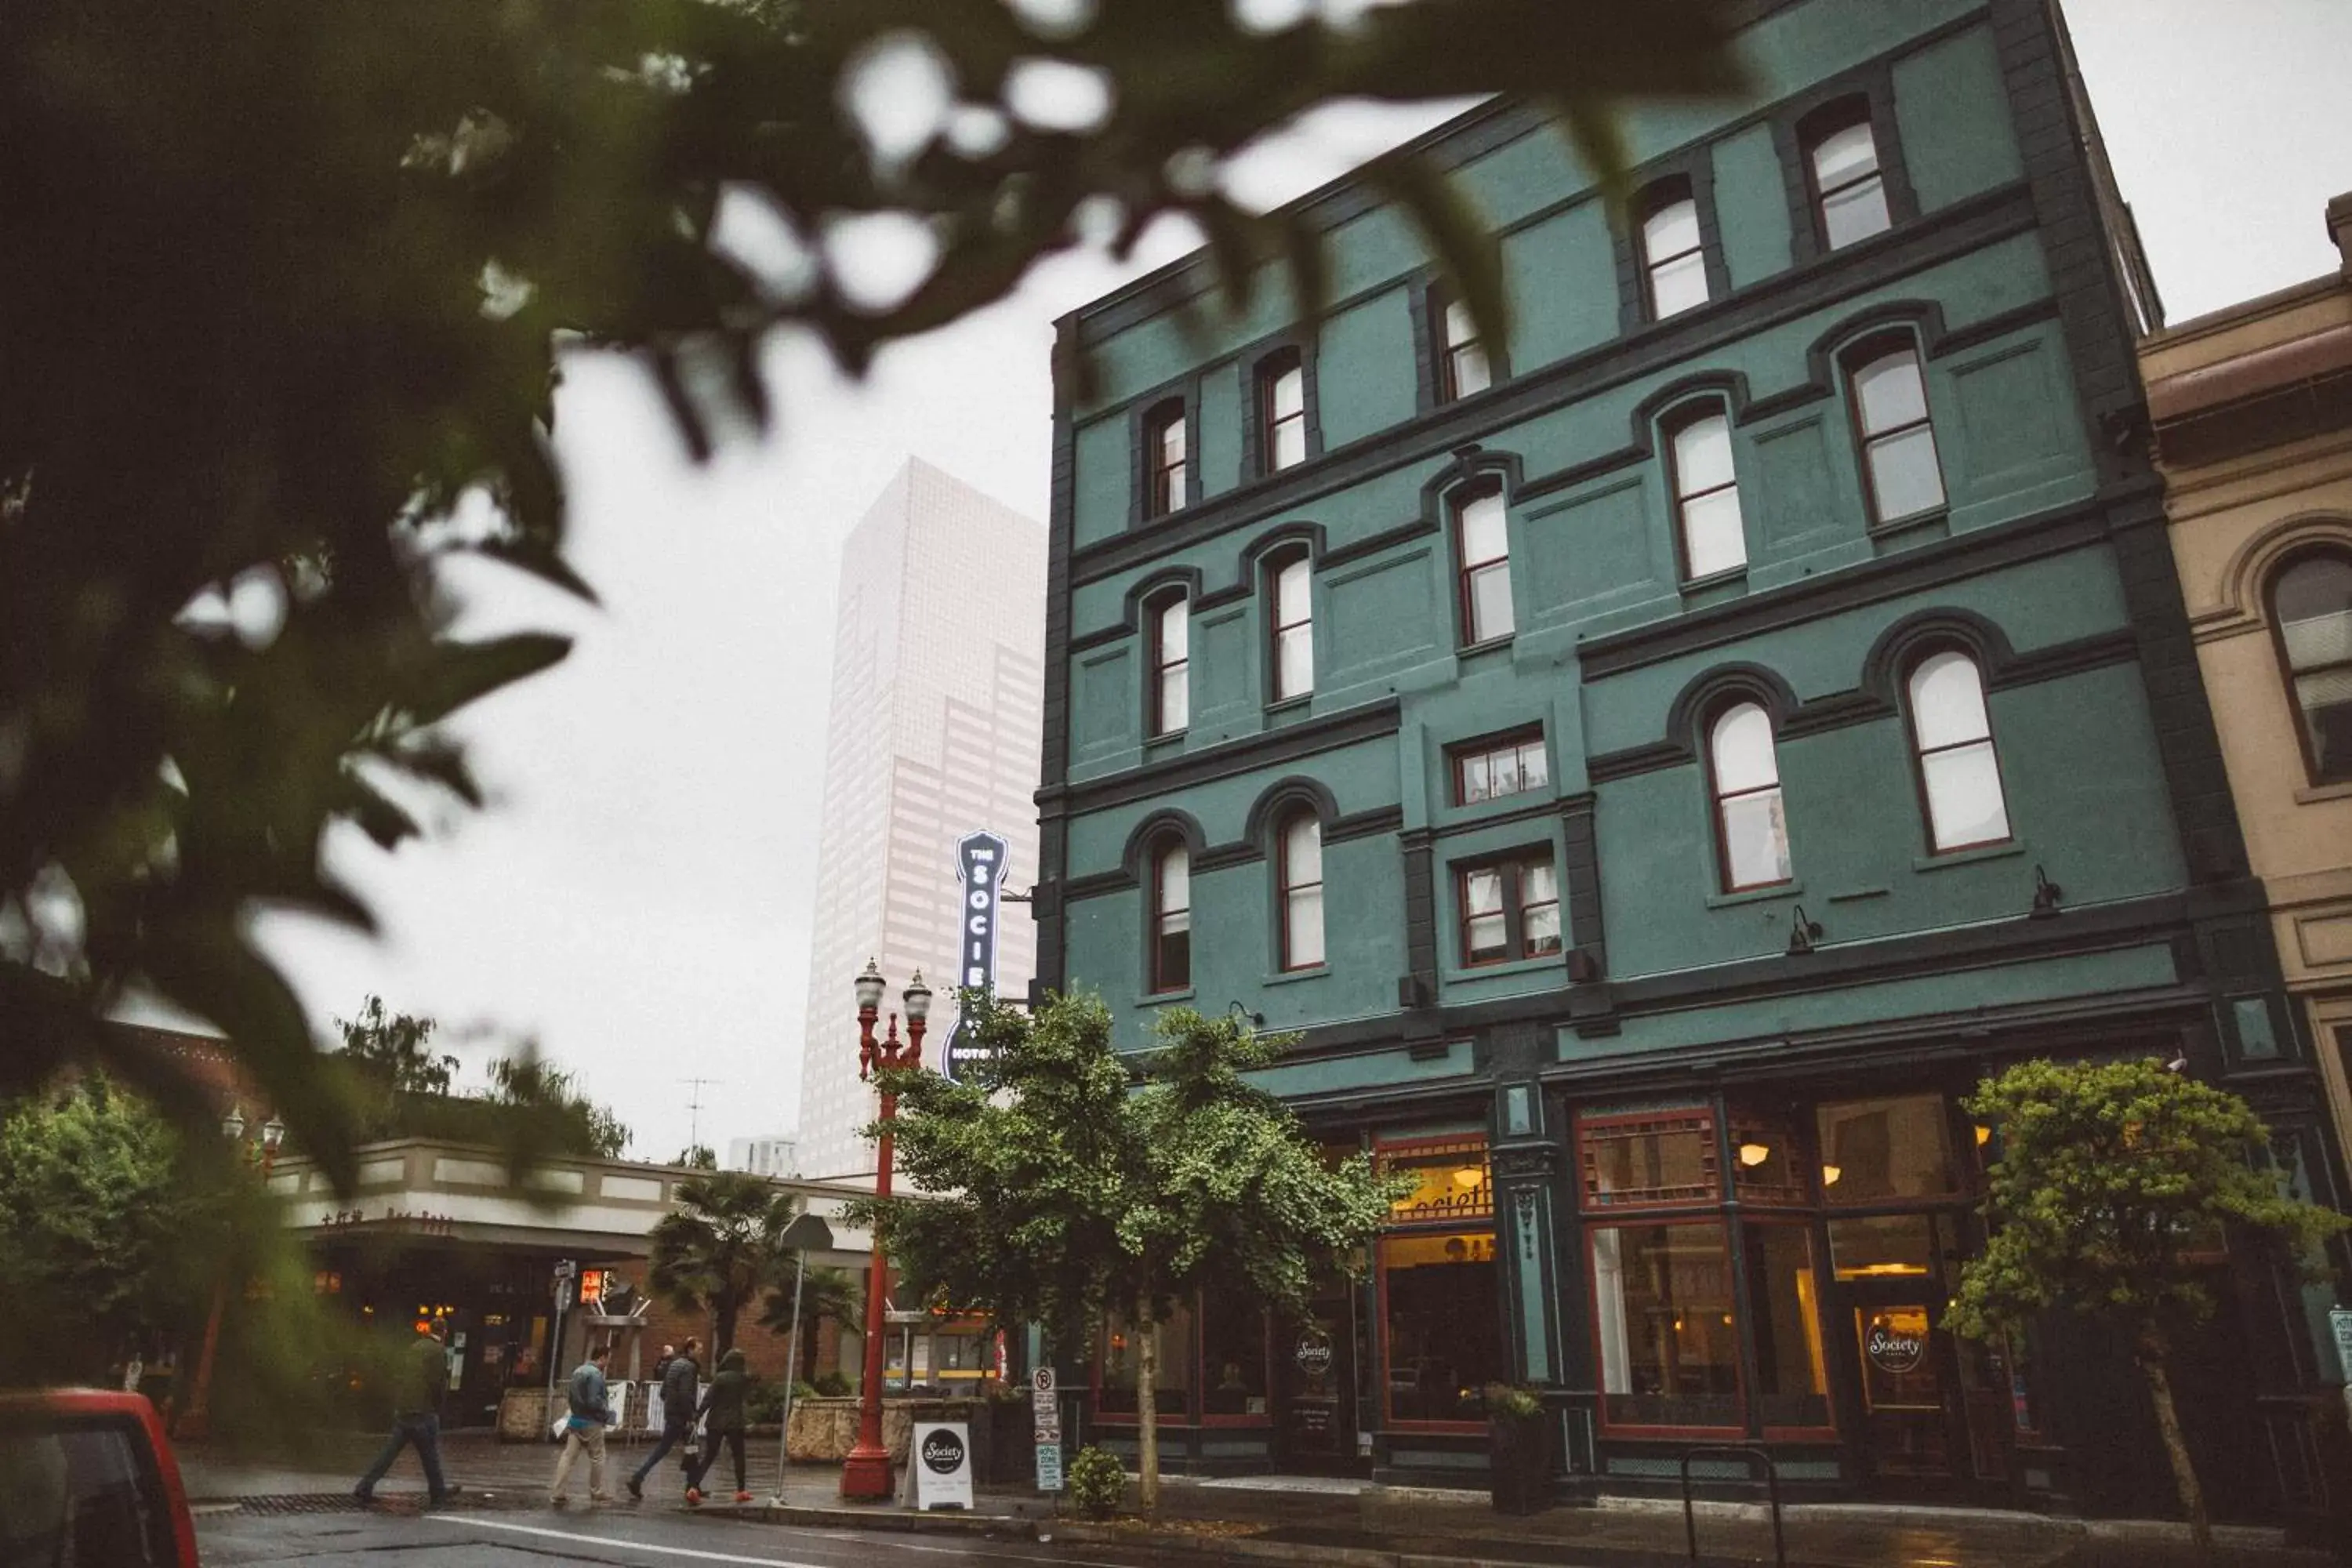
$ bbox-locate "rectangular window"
[1581,1114,1719,1209]
[1670,412,1746,579]
[1817,1094,1958,1205]
[1436,293,1490,401]
[1850,345,1944,524]
[1592,1222,1741,1430]
[1200,1294,1269,1419]
[1451,729,1548,806]
[1152,597,1189,736]
[1152,844,1192,993]
[1746,1225,1831,1432]
[1642,194,1708,319]
[1149,405,1188,517]
[1810,118,1891,249]
[1381,1230,1499,1425]
[1099,1302,1193,1421]
[1279,814,1325,971]
[1271,555,1313,702]
[1457,850,1559,967]
[1261,355,1308,472]
[1455,488,1512,645]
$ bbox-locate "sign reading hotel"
[940,830,1011,1084]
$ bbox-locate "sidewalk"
[179,1432,2338,1568]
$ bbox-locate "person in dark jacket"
[354,1322,459,1507]
[682,1346,751,1504]
[626,1336,701,1499]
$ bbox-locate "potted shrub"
[1484,1383,1550,1515]
[1065,1445,1126,1520]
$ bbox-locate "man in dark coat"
[354,1322,459,1507]
[682,1346,751,1504]
[626,1336,702,1499]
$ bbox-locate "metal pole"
[840,1001,898,1499]
[775,1249,807,1501]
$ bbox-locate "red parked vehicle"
[0,1389,201,1566]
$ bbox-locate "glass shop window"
[1581,1114,1719,1209]
[1591,1222,1741,1430]
[1379,1229,1500,1425]
[1098,1301,1193,1420]
[1745,1225,1832,1432]
[1816,1094,1958,1204]
[1200,1295,1269,1418]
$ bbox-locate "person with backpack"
[626,1336,701,1500]
[354,1322,460,1508]
[548,1343,615,1507]
[682,1346,751,1504]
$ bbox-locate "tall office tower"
[793,459,1046,1184]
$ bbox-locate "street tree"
[0,0,1744,1180]
[1946,1058,2349,1557]
[862,992,1403,1511]
[649,1171,804,1355]
[759,1264,862,1388]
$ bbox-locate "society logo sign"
[1864,1323,1926,1376]
[940,831,1011,1084]
[921,1428,967,1474]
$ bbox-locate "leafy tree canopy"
[0,0,1743,1181]
[336,995,459,1098]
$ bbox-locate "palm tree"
[759,1265,862,1386]
[648,1172,799,1356]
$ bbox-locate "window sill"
[2294,779,2352,804]
[1457,636,1514,661]
[1450,951,1566,982]
[1264,695,1314,724]
[1704,880,1803,910]
[1678,565,1748,595]
[1142,987,1196,1006]
[1264,965,1328,987]
[1867,506,1949,541]
[1145,731,1187,753]
[1913,839,2024,873]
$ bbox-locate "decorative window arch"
[1276,810,1325,971]
[1802,98,1891,250]
[1639,180,1708,320]
[2270,550,2352,785]
[1663,402,1746,580]
[1903,648,2012,852]
[1452,482,1513,647]
[1149,836,1192,993]
[1842,332,1945,525]
[1147,589,1190,737]
[1707,699,1792,891]
[1145,398,1189,517]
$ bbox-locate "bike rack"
[1678,1443,1785,1568]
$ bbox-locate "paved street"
[197,1504,1198,1568]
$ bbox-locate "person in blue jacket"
[548,1343,615,1506]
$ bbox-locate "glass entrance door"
[1852,1298,1955,1480]
[1276,1290,1355,1471]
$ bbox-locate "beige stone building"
[2142,193,2352,1173]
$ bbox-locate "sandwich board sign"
[909,1421,974,1512]
[940,831,1011,1084]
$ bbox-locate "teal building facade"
[1032,0,2350,1523]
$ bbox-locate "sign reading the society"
[940,830,1010,1084]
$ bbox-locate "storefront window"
[1744,1225,1830,1431]
[1099,1303,1192,1420]
[1730,1116,1808,1207]
[1384,1141,1494,1226]
[1817,1094,1958,1203]
[1592,1222,1740,1430]
[1381,1229,1500,1424]
[1200,1294,1269,1419]
[1581,1113,1718,1209]
[1828,1213,1939,1280]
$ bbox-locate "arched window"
[1431,284,1490,402]
[1269,551,1314,703]
[1151,840,1192,993]
[2273,552,2352,784]
[1454,485,1513,647]
[1149,592,1189,737]
[1258,350,1308,473]
[1846,338,1945,524]
[1146,400,1188,517]
[1906,651,2011,851]
[1640,184,1708,320]
[1709,702,1791,891]
[1277,812,1325,971]
[1667,407,1746,579]
[1806,106,1890,249]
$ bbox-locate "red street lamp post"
[840,959,930,1501]
[178,1105,286,1440]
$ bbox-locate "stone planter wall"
[785,1396,991,1463]
[497,1387,557,1443]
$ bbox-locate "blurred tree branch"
[0,0,1742,1185]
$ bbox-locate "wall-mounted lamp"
[1229,1000,1265,1029]
[2030,864,2064,919]
[1787,906,1824,956]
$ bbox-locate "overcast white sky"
[247,0,2352,1165]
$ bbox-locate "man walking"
[548,1343,615,1507]
[626,1336,701,1500]
[682,1346,752,1504]
[354,1322,459,1508]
